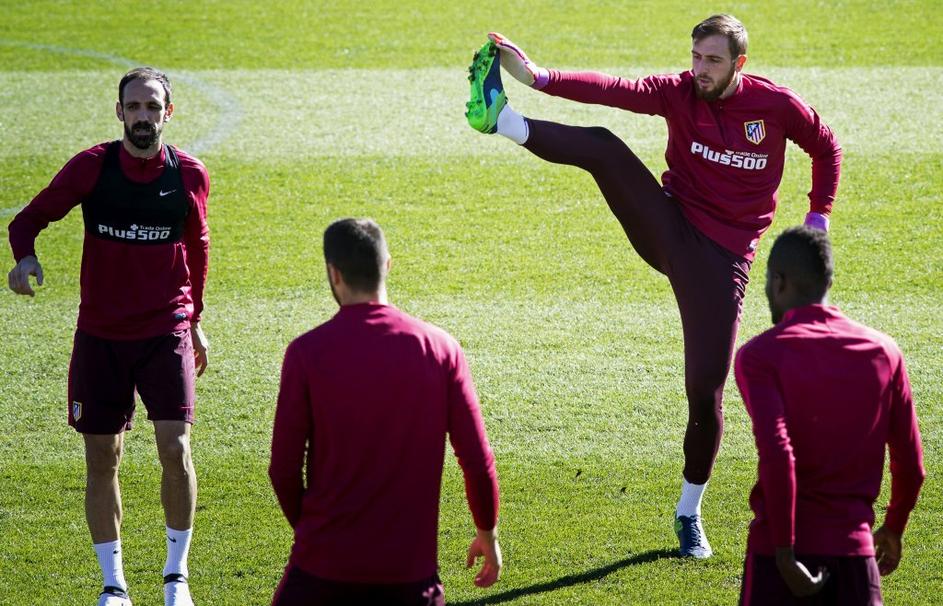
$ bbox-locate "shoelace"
[682,517,705,547]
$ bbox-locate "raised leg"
[523,119,682,273]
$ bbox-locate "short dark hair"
[119,67,172,106]
[768,226,833,299]
[692,14,748,59]
[323,218,389,293]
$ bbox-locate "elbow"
[459,450,497,477]
[812,145,841,164]
[892,458,927,485]
[829,142,843,162]
[914,465,927,487]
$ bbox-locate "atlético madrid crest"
[744,120,766,145]
[72,400,82,421]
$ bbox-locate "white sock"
[676,479,707,517]
[496,105,529,144]
[94,539,128,591]
[163,527,193,578]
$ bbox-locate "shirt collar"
[781,303,841,324]
[118,141,166,175]
[337,301,390,315]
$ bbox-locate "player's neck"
[718,72,742,100]
[781,295,829,318]
[122,137,162,160]
[340,287,388,306]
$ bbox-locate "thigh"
[524,119,685,272]
[134,330,196,423]
[668,228,752,392]
[68,330,136,434]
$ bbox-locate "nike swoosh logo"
[159,189,177,197]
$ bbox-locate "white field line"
[0,64,939,219]
[1,66,940,166]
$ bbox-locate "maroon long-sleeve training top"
[8,141,210,339]
[735,305,925,556]
[269,303,499,584]
[541,70,842,260]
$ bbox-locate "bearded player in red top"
[8,68,208,606]
[466,14,842,557]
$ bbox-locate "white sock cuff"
[93,539,121,552]
[676,479,708,517]
[166,527,193,541]
[496,105,529,145]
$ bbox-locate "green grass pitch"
[1,1,940,603]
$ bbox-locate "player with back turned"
[735,227,924,604]
[269,218,501,605]
[465,14,842,556]
[8,67,209,606]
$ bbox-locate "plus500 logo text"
[98,224,171,241]
[690,142,768,170]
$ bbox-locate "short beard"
[125,121,161,150]
[695,64,737,102]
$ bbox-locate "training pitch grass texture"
[1,1,941,604]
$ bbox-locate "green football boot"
[465,41,507,134]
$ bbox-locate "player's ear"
[326,262,342,286]
[164,102,174,122]
[116,101,124,122]
[735,54,747,71]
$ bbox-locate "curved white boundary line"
[0,39,242,217]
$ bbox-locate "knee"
[585,126,632,171]
[586,126,621,150]
[685,373,726,420]
[85,439,122,477]
[157,434,193,475]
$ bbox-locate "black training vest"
[82,141,189,244]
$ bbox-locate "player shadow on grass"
[449,548,678,605]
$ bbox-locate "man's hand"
[191,322,209,377]
[803,211,830,232]
[873,525,902,576]
[775,547,829,597]
[8,255,44,296]
[487,32,547,88]
[466,527,502,588]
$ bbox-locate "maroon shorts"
[740,553,883,605]
[272,566,445,606]
[68,328,196,434]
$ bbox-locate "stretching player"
[8,68,209,606]
[269,219,501,605]
[735,227,924,604]
[465,14,842,556]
